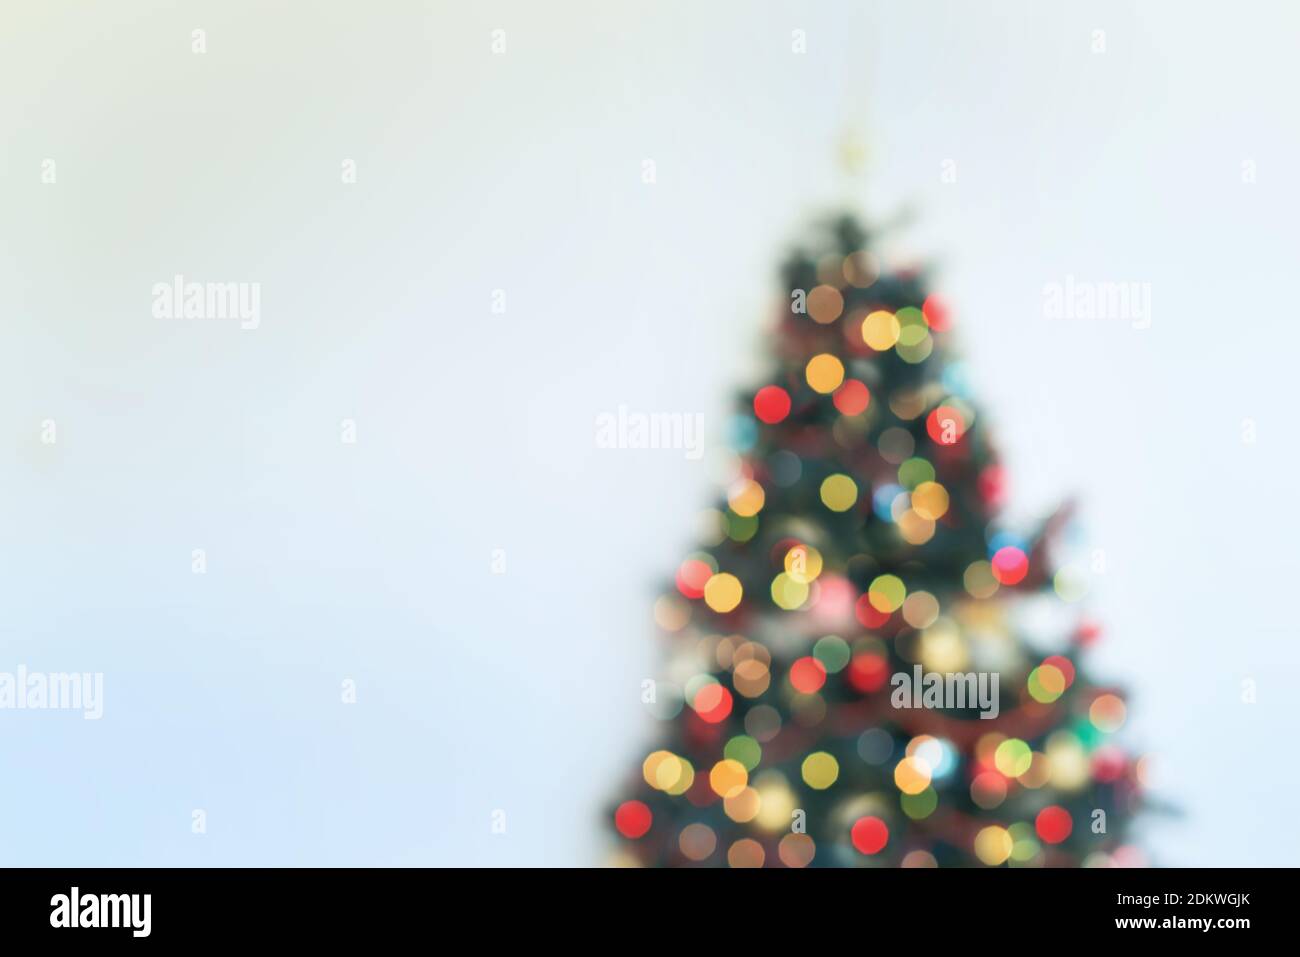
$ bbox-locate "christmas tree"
[611,215,1142,868]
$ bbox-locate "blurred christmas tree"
[611,214,1143,868]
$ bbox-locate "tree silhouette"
[611,215,1141,868]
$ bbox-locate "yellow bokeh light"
[784,545,823,584]
[770,572,810,610]
[897,509,936,545]
[974,825,1014,866]
[643,750,680,791]
[862,310,902,351]
[754,774,797,832]
[801,751,840,790]
[820,474,859,512]
[805,353,845,393]
[918,618,969,672]
[727,479,766,517]
[868,574,907,613]
[894,755,933,795]
[994,738,1033,777]
[1046,731,1091,791]
[724,787,762,823]
[709,759,749,799]
[703,573,743,613]
[910,481,950,520]
[1027,664,1067,703]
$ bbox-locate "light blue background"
[2,0,1297,865]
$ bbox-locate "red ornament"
[922,293,952,332]
[991,546,1029,585]
[832,380,871,416]
[753,386,792,425]
[1035,806,1072,845]
[846,653,888,693]
[615,800,652,839]
[675,559,713,599]
[854,593,891,629]
[926,406,966,446]
[851,816,889,854]
[693,684,733,724]
[790,656,827,694]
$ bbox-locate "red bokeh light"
[846,653,889,693]
[1035,806,1073,845]
[693,684,734,724]
[675,559,713,599]
[789,656,827,694]
[991,546,1029,585]
[832,380,871,416]
[851,816,889,854]
[926,406,966,446]
[615,800,652,839]
[753,386,792,425]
